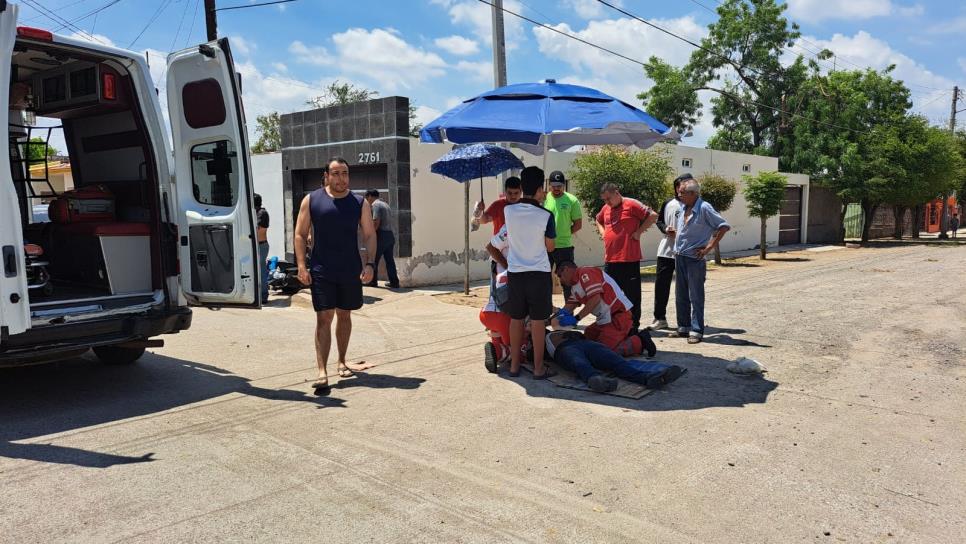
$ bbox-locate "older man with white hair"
[673,179,731,344]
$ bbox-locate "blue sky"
[18,0,966,147]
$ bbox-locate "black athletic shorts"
[505,271,553,321]
[310,273,363,312]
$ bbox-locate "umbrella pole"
[464,180,470,295]
[542,136,549,189]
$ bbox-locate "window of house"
[681,158,692,168]
[190,140,238,207]
[742,164,752,173]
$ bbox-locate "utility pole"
[491,0,507,89]
[939,86,958,239]
[205,0,218,41]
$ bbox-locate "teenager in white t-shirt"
[648,174,688,331]
[486,166,556,380]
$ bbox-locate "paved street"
[2,243,964,543]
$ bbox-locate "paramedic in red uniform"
[595,183,656,331]
[294,157,377,393]
[556,262,656,358]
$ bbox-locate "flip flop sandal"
[337,367,355,378]
[508,368,521,377]
[310,380,331,395]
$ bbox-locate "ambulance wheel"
[93,345,146,365]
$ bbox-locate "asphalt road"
[1,243,964,543]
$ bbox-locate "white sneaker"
[646,319,668,331]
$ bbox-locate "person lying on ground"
[555,261,656,358]
[543,329,685,393]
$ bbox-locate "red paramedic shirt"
[567,267,633,325]
[485,198,509,235]
[596,197,651,263]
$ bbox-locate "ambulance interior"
[7,39,168,319]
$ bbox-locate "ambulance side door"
[166,39,259,307]
[0,4,32,341]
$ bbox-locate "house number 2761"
[358,152,380,164]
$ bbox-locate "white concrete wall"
[250,152,286,258]
[400,141,810,287]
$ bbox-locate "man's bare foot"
[310,376,329,389]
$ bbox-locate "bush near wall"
[569,146,674,218]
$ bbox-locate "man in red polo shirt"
[595,183,656,331]
[474,176,522,235]
[556,262,656,357]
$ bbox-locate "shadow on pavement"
[0,352,344,468]
[505,352,779,412]
[333,371,425,391]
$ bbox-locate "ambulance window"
[190,140,238,207]
[182,78,226,129]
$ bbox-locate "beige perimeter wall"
[399,141,812,287]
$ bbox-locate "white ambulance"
[0,4,260,367]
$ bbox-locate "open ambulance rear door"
[0,4,32,342]
[166,38,260,307]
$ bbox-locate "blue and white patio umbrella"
[420,80,679,161]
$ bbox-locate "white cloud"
[564,0,623,20]
[455,60,493,82]
[413,105,442,128]
[271,62,288,73]
[928,16,966,35]
[67,31,116,47]
[534,15,708,144]
[786,0,923,23]
[434,35,480,56]
[440,0,526,50]
[229,35,256,57]
[444,96,465,109]
[289,28,447,91]
[959,58,966,75]
[801,31,955,121]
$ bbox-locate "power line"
[214,0,297,11]
[53,0,123,33]
[20,0,106,44]
[21,0,91,23]
[169,0,193,51]
[184,0,202,47]
[127,0,174,49]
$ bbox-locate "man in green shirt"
[544,171,583,299]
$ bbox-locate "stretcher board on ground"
[520,361,655,400]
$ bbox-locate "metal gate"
[778,186,803,245]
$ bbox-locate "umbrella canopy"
[430,143,524,183]
[420,80,678,154]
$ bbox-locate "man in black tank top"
[294,157,377,392]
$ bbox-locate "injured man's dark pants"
[554,338,672,385]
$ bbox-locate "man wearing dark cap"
[543,170,582,299]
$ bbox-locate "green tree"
[784,67,911,242]
[639,0,812,164]
[409,104,422,139]
[698,173,738,263]
[863,117,961,239]
[743,171,787,259]
[306,80,378,109]
[25,137,58,163]
[251,112,281,154]
[568,146,673,224]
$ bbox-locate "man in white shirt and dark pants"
[648,174,688,331]
[489,166,556,380]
